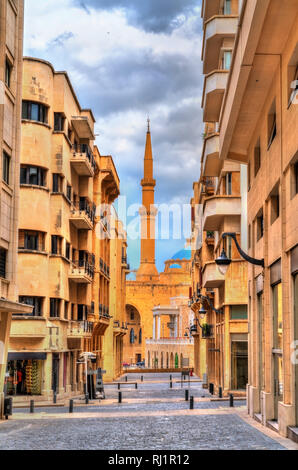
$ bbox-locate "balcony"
[10,316,47,338]
[202,261,225,288]
[69,260,94,284]
[201,177,216,197]
[202,15,238,75]
[202,0,221,23]
[70,144,97,177]
[202,134,220,178]
[100,156,120,203]
[202,70,228,122]
[71,116,94,140]
[70,201,94,230]
[146,338,194,345]
[67,320,94,338]
[93,307,111,336]
[203,195,241,231]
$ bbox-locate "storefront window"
[231,341,248,390]
[6,360,42,396]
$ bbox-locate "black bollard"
[125,376,128,382]
[170,380,173,389]
[185,389,189,401]
[69,399,74,413]
[209,383,214,395]
[135,383,138,389]
[229,394,234,407]
[118,392,122,404]
[85,394,89,405]
[219,387,223,398]
[190,396,194,410]
[118,383,121,390]
[170,374,172,381]
[53,391,57,404]
[141,376,143,382]
[30,400,34,414]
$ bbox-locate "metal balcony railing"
[72,259,95,279]
[71,201,95,224]
[72,144,97,172]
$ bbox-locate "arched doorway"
[170,353,174,368]
[161,352,164,369]
[124,305,142,365]
[166,352,169,368]
[148,351,150,368]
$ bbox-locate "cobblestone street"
[0,374,296,450]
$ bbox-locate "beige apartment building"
[5,57,126,400]
[0,0,32,418]
[215,0,298,439]
[190,0,248,396]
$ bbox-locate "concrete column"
[174,315,178,338]
[0,311,11,419]
[153,315,156,340]
[157,316,161,340]
[41,352,52,398]
[58,352,64,396]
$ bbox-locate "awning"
[7,352,47,361]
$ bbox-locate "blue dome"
[170,263,182,269]
[171,248,191,261]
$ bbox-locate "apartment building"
[5,57,124,400]
[189,0,248,396]
[216,0,298,439]
[0,1,32,418]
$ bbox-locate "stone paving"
[0,373,295,450]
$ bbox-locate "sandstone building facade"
[5,57,126,400]
[216,0,298,439]
[0,0,32,418]
[190,0,248,396]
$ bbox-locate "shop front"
[5,352,46,396]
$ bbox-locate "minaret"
[136,119,159,282]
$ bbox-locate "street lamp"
[215,232,264,274]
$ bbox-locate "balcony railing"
[68,320,94,336]
[72,144,97,172]
[72,259,94,279]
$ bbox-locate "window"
[52,174,63,193]
[78,304,87,321]
[247,161,251,191]
[18,230,45,252]
[71,304,75,321]
[51,236,62,255]
[54,113,65,132]
[130,312,135,321]
[222,51,232,70]
[2,151,10,184]
[224,0,231,15]
[19,297,43,317]
[257,210,264,241]
[0,249,7,279]
[130,328,135,344]
[66,185,72,201]
[50,298,61,318]
[270,191,280,225]
[139,328,142,344]
[20,165,46,187]
[5,59,12,88]
[64,301,69,320]
[226,172,232,195]
[267,100,277,149]
[65,242,70,260]
[230,305,248,320]
[287,44,298,107]
[22,101,48,123]
[254,139,261,176]
[248,224,251,249]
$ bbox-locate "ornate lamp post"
[215,232,264,275]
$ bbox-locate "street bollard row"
[190,396,194,410]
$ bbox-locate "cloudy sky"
[23,0,204,273]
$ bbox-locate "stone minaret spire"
[136,120,159,282]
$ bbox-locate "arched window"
[130,328,135,344]
[139,328,142,344]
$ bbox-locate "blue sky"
[23,0,204,273]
